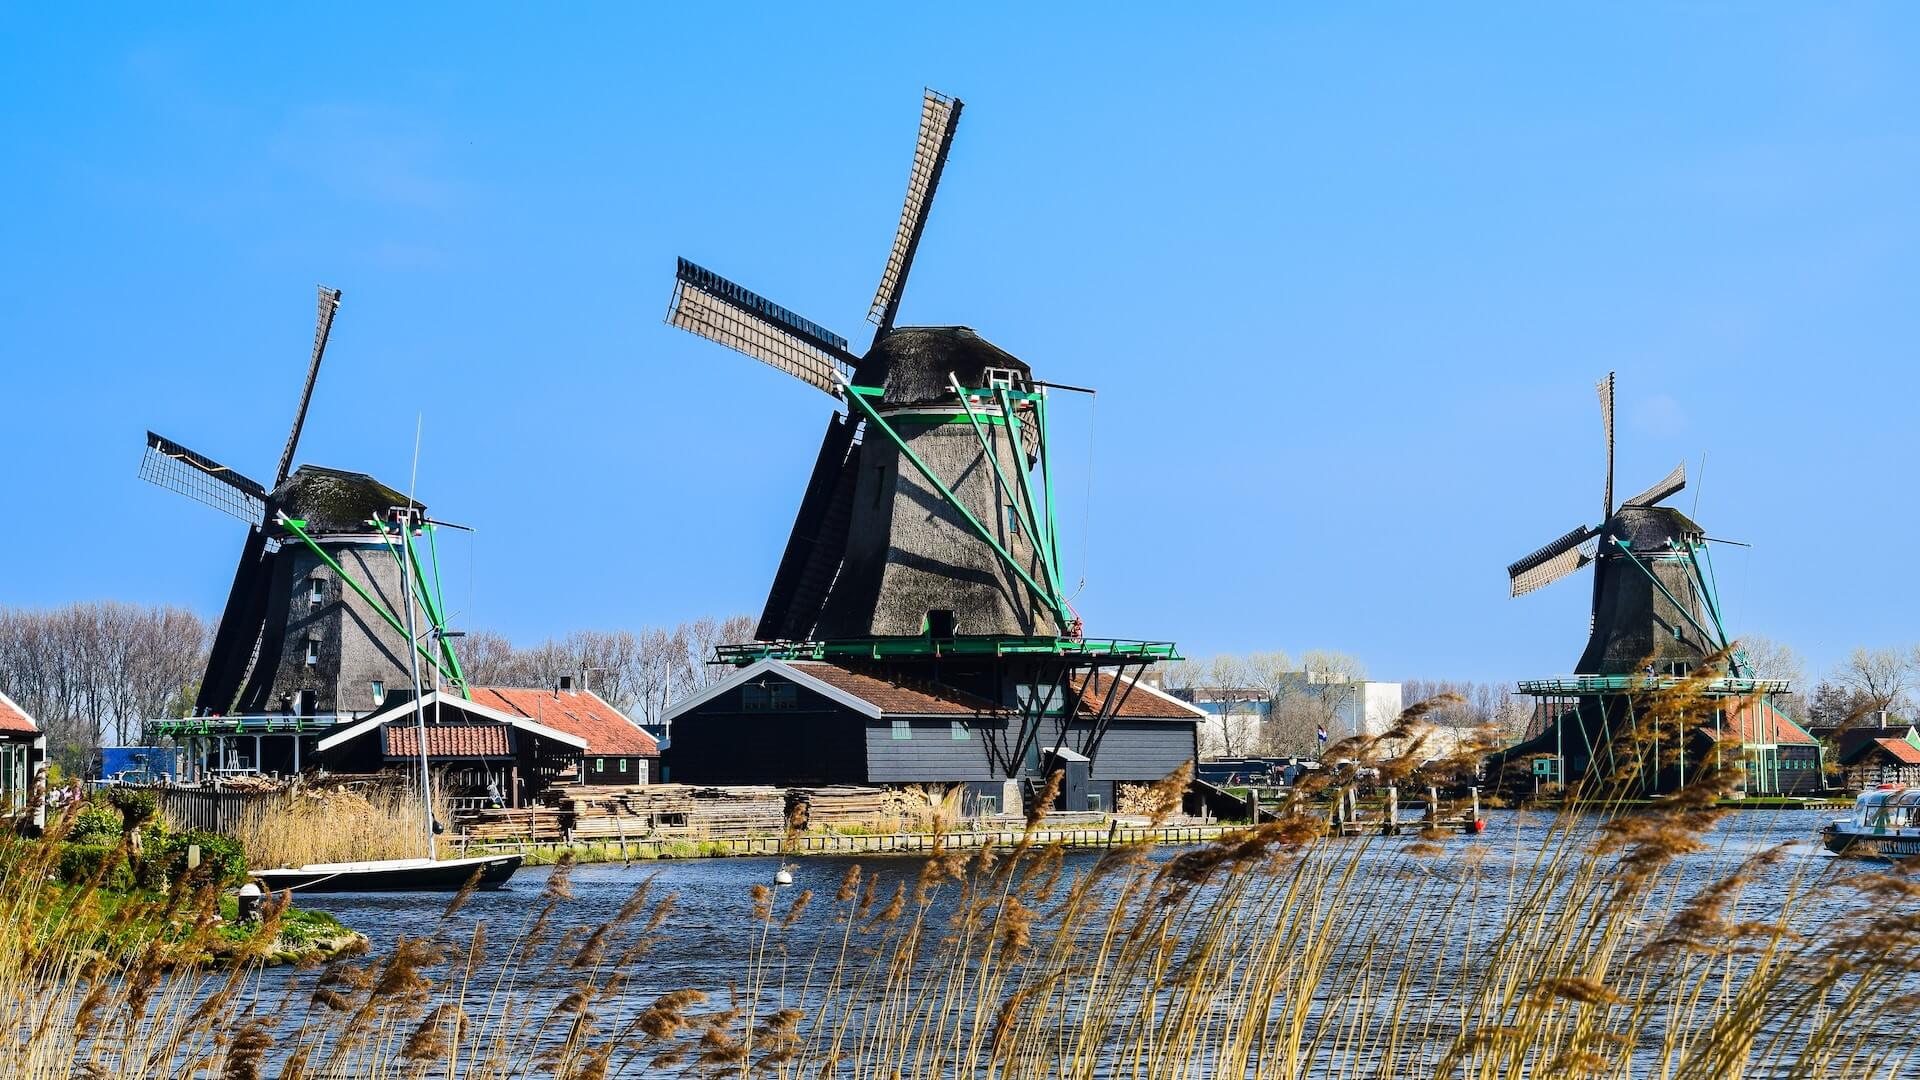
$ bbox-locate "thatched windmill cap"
[271,466,414,535]
[867,326,1029,405]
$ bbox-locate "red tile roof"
[384,724,511,758]
[0,691,35,735]
[1722,700,1818,747]
[1071,672,1207,721]
[1868,738,1920,766]
[469,687,658,756]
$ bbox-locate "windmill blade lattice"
[867,89,963,333]
[139,431,268,527]
[1507,523,1599,598]
[1597,371,1615,519]
[1622,461,1686,508]
[275,286,343,486]
[668,259,856,396]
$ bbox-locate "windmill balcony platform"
[1517,675,1793,697]
[714,635,1181,666]
[148,714,348,737]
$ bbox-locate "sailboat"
[254,492,525,894]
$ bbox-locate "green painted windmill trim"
[423,523,469,692]
[403,524,469,696]
[1681,541,1743,677]
[373,519,469,698]
[997,384,1065,604]
[277,513,458,686]
[842,385,1074,630]
[1035,390,1063,579]
[949,377,1062,606]
[1694,541,1751,678]
[1610,538,1723,653]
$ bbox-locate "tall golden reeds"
[3,662,1916,1076]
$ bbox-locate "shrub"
[148,831,247,888]
[107,787,159,833]
[57,843,134,891]
[68,804,122,846]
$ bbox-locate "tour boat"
[1820,785,1920,859]
[253,852,523,893]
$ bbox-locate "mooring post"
[1472,786,1481,825]
[1386,787,1398,836]
[1428,786,1440,828]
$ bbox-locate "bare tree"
[0,603,210,773]
[1833,647,1911,716]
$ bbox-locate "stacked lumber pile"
[786,786,901,832]
[560,784,787,840]
[458,806,565,843]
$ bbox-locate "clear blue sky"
[2,6,1914,686]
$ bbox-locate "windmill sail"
[140,432,268,526]
[1508,524,1599,598]
[1596,372,1615,519]
[757,414,864,641]
[1621,461,1686,508]
[867,89,963,333]
[275,286,342,486]
[668,259,856,395]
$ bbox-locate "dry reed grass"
[231,778,455,868]
[4,658,1917,1077]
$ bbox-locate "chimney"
[558,675,575,693]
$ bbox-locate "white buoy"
[774,866,794,886]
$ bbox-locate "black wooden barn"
[662,659,1202,815]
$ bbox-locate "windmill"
[1504,372,1720,677]
[660,91,1189,808]
[665,90,1076,643]
[139,288,466,721]
[1489,373,1813,797]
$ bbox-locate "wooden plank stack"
[458,806,565,843]
[558,784,788,841]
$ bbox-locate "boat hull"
[254,854,524,893]
[1821,824,1920,860]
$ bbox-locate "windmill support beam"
[841,384,1074,630]
[378,519,470,696]
[277,514,460,687]
[997,384,1066,605]
[948,377,1065,607]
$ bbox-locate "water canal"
[225,806,1915,1076]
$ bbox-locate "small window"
[595,757,605,771]
[370,680,385,705]
[308,577,326,605]
[745,683,798,711]
[977,795,999,816]
[619,758,628,773]
[305,639,320,666]
[891,720,912,741]
[1087,792,1103,812]
[951,721,970,741]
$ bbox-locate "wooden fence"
[153,787,290,835]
